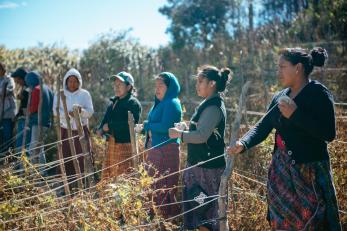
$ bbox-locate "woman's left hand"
[278,99,297,119]
[134,124,143,133]
[169,127,182,139]
[68,111,74,118]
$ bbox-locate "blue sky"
[0,0,171,50]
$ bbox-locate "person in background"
[227,47,341,230]
[25,71,53,175]
[142,72,182,219]
[169,65,231,231]
[97,71,141,180]
[0,62,16,156]
[53,68,94,184]
[11,67,30,152]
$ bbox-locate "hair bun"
[221,68,232,81]
[310,47,328,67]
[216,68,232,92]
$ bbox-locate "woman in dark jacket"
[169,65,231,231]
[97,71,141,180]
[11,68,30,151]
[227,47,341,230]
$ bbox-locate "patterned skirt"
[267,135,341,230]
[145,140,180,219]
[101,137,133,180]
[183,165,224,231]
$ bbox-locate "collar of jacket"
[109,92,131,103]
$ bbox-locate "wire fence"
[1,96,346,229]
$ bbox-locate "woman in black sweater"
[227,47,341,230]
[97,71,141,180]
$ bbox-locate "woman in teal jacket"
[144,72,182,218]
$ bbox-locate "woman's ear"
[296,63,303,75]
[127,85,132,92]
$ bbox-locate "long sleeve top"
[16,87,29,118]
[53,89,94,130]
[240,80,335,164]
[53,68,94,130]
[0,76,16,120]
[182,104,223,143]
[144,72,182,147]
[184,93,226,168]
[98,94,142,143]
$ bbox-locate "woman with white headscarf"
[53,68,94,185]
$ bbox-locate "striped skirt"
[145,141,180,219]
[101,137,133,180]
[267,135,341,230]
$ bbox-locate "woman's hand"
[68,111,74,118]
[96,129,103,137]
[169,127,182,139]
[103,123,109,132]
[68,106,82,118]
[134,124,143,133]
[174,121,188,130]
[72,104,82,113]
[278,99,297,119]
[226,141,244,156]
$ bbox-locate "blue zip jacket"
[25,71,53,127]
[144,72,182,147]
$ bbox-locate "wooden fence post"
[128,111,139,169]
[21,89,31,172]
[60,90,83,189]
[218,81,251,230]
[72,105,94,188]
[55,86,70,196]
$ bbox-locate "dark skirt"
[146,141,180,219]
[60,126,92,181]
[267,138,341,230]
[183,165,224,231]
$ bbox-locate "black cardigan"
[98,93,142,143]
[240,80,336,164]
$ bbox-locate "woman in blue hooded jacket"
[25,71,53,174]
[143,72,182,218]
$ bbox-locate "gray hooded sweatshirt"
[0,75,16,120]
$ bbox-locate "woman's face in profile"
[195,75,212,98]
[278,56,297,88]
[155,78,167,101]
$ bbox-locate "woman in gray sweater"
[169,65,231,231]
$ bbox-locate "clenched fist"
[226,141,245,156]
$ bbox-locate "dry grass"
[0,110,345,231]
